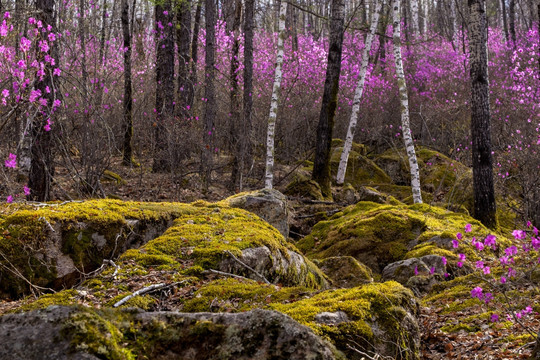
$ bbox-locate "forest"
[0,0,539,359]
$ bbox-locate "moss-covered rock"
[0,305,345,360]
[0,200,191,299]
[120,205,328,289]
[272,281,420,360]
[329,146,392,187]
[374,147,473,211]
[219,188,290,238]
[284,170,325,201]
[315,256,373,288]
[297,201,501,273]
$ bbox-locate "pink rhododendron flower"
[4,153,16,168]
[471,286,483,299]
[23,186,30,196]
[441,256,447,265]
[512,230,526,240]
[452,239,459,248]
[6,195,13,203]
[465,224,472,233]
[456,232,463,240]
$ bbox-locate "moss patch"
[271,281,419,360]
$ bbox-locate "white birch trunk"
[411,0,419,35]
[264,1,287,189]
[422,0,429,34]
[450,0,458,48]
[336,0,382,185]
[392,0,423,204]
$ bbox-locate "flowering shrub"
[452,222,540,327]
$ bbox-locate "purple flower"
[500,276,507,284]
[483,292,493,303]
[483,266,490,275]
[505,246,518,257]
[6,195,13,203]
[430,266,435,275]
[452,239,459,248]
[23,185,30,196]
[490,314,499,322]
[484,234,497,249]
[471,286,483,299]
[458,253,466,261]
[457,261,463,268]
[474,241,485,251]
[465,224,472,233]
[4,153,16,168]
[512,230,527,240]
[414,266,418,276]
[441,256,447,266]
[456,232,463,240]
[475,260,484,269]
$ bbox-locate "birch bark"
[392,0,423,204]
[336,0,382,185]
[264,1,287,189]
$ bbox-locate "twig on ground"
[203,269,252,281]
[113,281,186,308]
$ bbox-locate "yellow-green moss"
[182,278,311,312]
[106,294,156,310]
[299,201,508,274]
[102,170,126,185]
[18,289,80,312]
[61,308,135,360]
[284,171,325,201]
[440,322,480,333]
[271,281,419,360]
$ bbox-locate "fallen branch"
[113,281,185,308]
[224,250,271,284]
[204,269,252,282]
[295,209,342,219]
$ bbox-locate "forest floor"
[4,155,539,359]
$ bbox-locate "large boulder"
[0,306,344,360]
[221,189,291,238]
[315,256,373,288]
[297,201,498,274]
[120,204,328,289]
[0,200,190,299]
[374,147,473,211]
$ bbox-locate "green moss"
[61,308,135,360]
[182,278,310,313]
[18,289,80,312]
[284,172,325,201]
[106,294,156,310]
[271,281,419,360]
[440,322,480,333]
[102,170,126,185]
[120,206,327,289]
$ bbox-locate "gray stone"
[315,311,349,326]
[381,258,431,284]
[224,189,290,238]
[0,306,345,360]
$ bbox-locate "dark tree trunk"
[468,0,497,229]
[28,0,56,201]
[99,0,107,65]
[228,0,243,189]
[177,0,193,118]
[501,0,509,42]
[202,0,216,189]
[311,0,345,199]
[509,0,516,45]
[121,0,133,165]
[239,0,255,189]
[191,1,202,96]
[153,0,175,172]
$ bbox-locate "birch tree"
[264,1,287,189]
[410,0,419,35]
[469,0,497,228]
[336,0,382,185]
[392,0,423,204]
